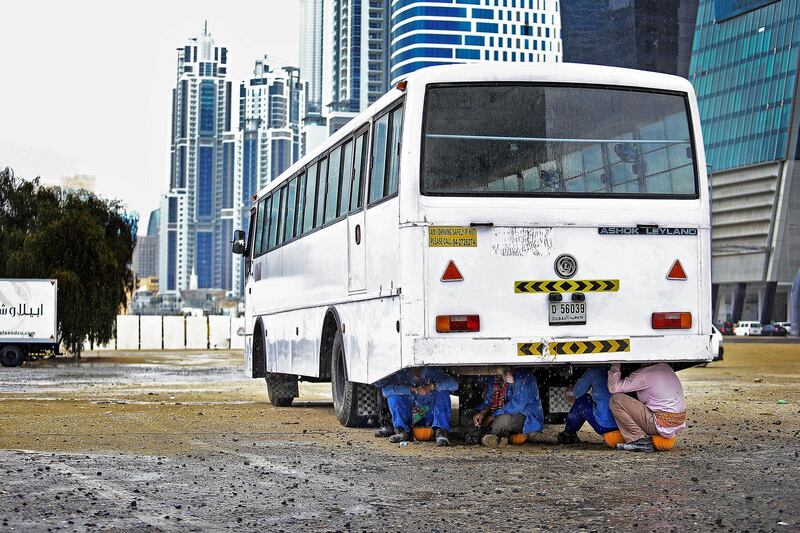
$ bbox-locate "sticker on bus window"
[428,226,478,247]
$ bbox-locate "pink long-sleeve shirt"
[608,363,686,437]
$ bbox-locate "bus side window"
[338,140,353,218]
[369,114,390,204]
[277,185,289,246]
[246,210,256,258]
[285,177,298,242]
[325,146,342,224]
[350,132,367,211]
[386,106,403,196]
[293,173,305,240]
[254,198,266,256]
[260,195,272,255]
[303,164,317,234]
[268,190,281,250]
[315,156,328,228]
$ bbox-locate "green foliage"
[0,168,137,356]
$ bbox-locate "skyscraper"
[690,0,800,325]
[160,24,236,295]
[390,0,563,84]
[297,0,391,137]
[235,59,306,295]
[132,209,160,279]
[300,0,325,118]
[560,0,698,77]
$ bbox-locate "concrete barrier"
[163,316,185,350]
[116,316,140,350]
[209,316,231,349]
[90,315,243,351]
[230,317,245,350]
[139,316,163,350]
[185,316,208,350]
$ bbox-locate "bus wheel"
[0,345,25,367]
[267,374,298,407]
[330,329,378,427]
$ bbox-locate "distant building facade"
[235,59,305,295]
[390,0,563,84]
[132,209,160,279]
[300,0,325,118]
[690,0,800,325]
[561,0,698,77]
[59,174,96,194]
[160,25,236,296]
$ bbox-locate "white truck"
[0,279,59,367]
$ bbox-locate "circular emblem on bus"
[554,254,578,279]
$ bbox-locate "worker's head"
[497,367,515,384]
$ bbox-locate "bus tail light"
[652,312,692,329]
[436,315,480,333]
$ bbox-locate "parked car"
[761,323,788,337]
[711,325,724,360]
[734,321,762,336]
[714,320,735,335]
[774,321,793,335]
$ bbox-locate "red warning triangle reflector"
[441,261,463,282]
[667,260,687,280]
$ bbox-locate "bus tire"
[0,345,25,367]
[267,374,298,407]
[330,329,379,427]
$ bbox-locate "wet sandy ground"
[0,345,798,531]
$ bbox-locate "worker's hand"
[417,383,434,395]
[473,412,484,427]
[610,363,621,373]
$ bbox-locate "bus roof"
[253,62,695,203]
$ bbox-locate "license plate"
[549,301,586,326]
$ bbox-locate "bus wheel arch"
[252,319,267,378]
[324,307,379,428]
[319,307,341,381]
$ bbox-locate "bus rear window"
[421,84,698,198]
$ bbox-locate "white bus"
[233,63,711,427]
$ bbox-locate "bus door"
[347,128,369,293]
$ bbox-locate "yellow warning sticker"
[517,338,631,356]
[428,226,478,248]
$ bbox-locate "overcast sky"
[0,1,300,233]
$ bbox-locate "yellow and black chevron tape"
[549,338,630,355]
[517,338,631,356]
[514,279,620,293]
[517,342,544,356]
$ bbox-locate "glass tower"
[689,0,800,325]
[390,0,563,84]
[161,25,235,294]
[560,0,698,77]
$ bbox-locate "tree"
[0,168,137,357]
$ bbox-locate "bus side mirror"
[231,230,246,255]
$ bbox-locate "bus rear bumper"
[410,334,711,366]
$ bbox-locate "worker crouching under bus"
[466,368,544,448]
[607,363,687,453]
[557,365,618,445]
[379,368,458,447]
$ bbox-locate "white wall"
[139,316,163,350]
[230,317,245,350]
[209,315,231,349]
[163,316,186,349]
[185,316,208,350]
[84,315,243,351]
[116,315,139,350]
